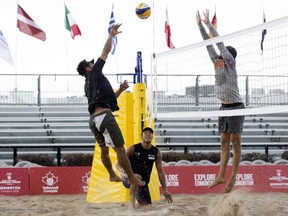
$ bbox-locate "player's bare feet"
[128,175,145,186]
[109,174,123,182]
[208,177,225,189]
[224,178,236,193]
[130,180,139,209]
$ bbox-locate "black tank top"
[129,143,159,184]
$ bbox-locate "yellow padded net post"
[133,83,160,202]
[86,92,133,203]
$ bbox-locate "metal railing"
[0,73,145,105]
[0,73,287,110]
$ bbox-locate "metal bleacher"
[0,105,95,165]
[155,113,288,155]
[2,104,288,165]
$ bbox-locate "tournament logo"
[82,171,90,193]
[269,169,288,188]
[0,172,21,192]
[42,171,59,193]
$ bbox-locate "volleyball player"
[196,10,245,193]
[116,127,173,208]
[76,23,144,187]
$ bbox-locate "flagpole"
[64,2,69,92]
[151,2,158,115]
[15,1,18,91]
[152,2,155,57]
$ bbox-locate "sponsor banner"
[234,166,261,192]
[192,166,223,194]
[162,166,192,194]
[260,165,288,192]
[2,165,286,196]
[163,166,261,194]
[0,168,29,196]
[30,167,91,195]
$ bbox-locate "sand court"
[0,190,288,216]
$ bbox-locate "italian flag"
[65,4,81,39]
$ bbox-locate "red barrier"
[0,165,287,196]
[163,165,261,194]
[0,168,29,196]
[163,166,192,194]
[29,167,91,195]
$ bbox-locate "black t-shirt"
[84,58,119,114]
[129,143,159,185]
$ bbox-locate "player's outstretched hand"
[164,192,173,203]
[111,23,122,36]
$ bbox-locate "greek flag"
[108,5,117,55]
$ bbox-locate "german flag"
[260,11,267,54]
[209,12,217,38]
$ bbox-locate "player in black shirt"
[117,127,173,208]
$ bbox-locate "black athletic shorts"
[218,102,245,134]
[89,110,124,147]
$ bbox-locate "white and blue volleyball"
[135,3,151,19]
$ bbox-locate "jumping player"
[196,9,245,193]
[77,23,144,187]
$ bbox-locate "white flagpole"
[64,2,69,92]
[15,0,19,91]
[151,2,158,115]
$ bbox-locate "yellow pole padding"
[86,92,133,203]
[133,83,160,201]
[133,83,146,143]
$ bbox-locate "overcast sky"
[0,0,288,80]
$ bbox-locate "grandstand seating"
[0,105,94,165]
[161,159,288,166]
[155,113,288,155]
[1,105,288,165]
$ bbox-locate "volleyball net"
[151,16,288,118]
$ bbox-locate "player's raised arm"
[100,23,122,61]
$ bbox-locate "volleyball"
[135,3,151,19]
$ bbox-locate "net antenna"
[152,16,288,119]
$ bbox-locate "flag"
[165,8,175,49]
[65,4,81,39]
[260,11,267,54]
[0,30,14,65]
[209,12,217,38]
[108,4,117,55]
[17,4,46,41]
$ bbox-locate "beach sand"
[0,190,288,216]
